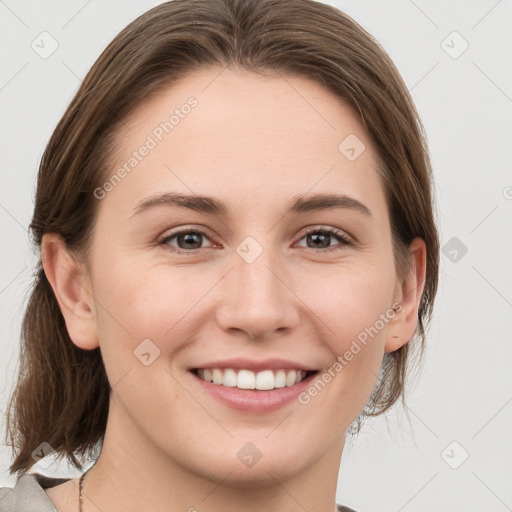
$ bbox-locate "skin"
[42,67,426,512]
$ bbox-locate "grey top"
[0,472,359,511]
[0,473,63,511]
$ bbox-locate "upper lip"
[190,358,318,372]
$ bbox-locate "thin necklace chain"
[78,461,96,512]
[78,470,86,512]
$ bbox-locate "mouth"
[191,368,318,391]
[188,358,321,412]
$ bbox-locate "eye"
[158,225,352,254]
[295,226,352,252]
[158,227,215,253]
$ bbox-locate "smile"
[194,368,316,390]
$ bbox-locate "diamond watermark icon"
[441,31,469,59]
[236,236,263,264]
[338,133,366,162]
[134,338,161,366]
[237,442,262,468]
[442,236,468,263]
[31,31,59,59]
[441,440,469,469]
[31,442,56,469]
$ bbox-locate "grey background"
[1,1,511,511]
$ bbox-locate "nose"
[214,244,300,341]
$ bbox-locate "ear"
[41,233,99,350]
[384,237,427,353]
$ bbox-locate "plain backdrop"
[1,1,511,511]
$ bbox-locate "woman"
[1,0,439,510]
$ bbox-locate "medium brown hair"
[5,0,439,475]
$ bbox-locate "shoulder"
[0,472,71,511]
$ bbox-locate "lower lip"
[190,371,317,413]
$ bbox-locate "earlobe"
[41,233,99,350]
[384,237,427,353]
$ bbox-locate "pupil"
[180,232,201,249]
[309,233,330,248]
[309,233,329,248]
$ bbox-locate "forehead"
[100,67,387,222]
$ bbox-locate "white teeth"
[274,370,286,388]
[286,370,297,387]
[255,370,274,390]
[212,368,223,385]
[237,369,255,389]
[196,368,309,390]
[223,368,237,387]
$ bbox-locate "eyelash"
[158,226,352,254]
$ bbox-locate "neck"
[81,396,345,512]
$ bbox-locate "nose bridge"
[236,238,280,301]
[215,234,298,339]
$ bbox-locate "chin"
[184,445,312,488]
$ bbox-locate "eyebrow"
[131,191,372,218]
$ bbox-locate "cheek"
[292,258,396,413]
[91,252,219,375]
[93,248,187,332]
[297,258,396,349]
[294,270,394,432]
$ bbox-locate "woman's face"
[57,67,423,483]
